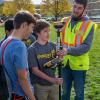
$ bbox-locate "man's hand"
[57,48,67,57]
[49,77,63,85]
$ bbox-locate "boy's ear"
[21,22,28,28]
[37,32,40,35]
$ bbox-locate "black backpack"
[0,64,9,100]
[0,39,12,100]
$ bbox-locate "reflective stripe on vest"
[61,17,71,46]
[61,18,94,48]
[62,19,84,47]
[61,17,95,70]
[75,20,91,46]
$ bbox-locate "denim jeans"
[61,65,86,100]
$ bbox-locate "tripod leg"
[59,85,61,100]
[58,64,62,100]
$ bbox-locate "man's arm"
[67,26,94,56]
[17,69,36,100]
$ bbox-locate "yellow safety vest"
[61,17,95,70]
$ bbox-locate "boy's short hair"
[5,19,14,32]
[34,19,50,33]
[14,11,36,29]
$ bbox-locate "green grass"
[85,28,100,100]
[50,25,57,42]
[0,26,100,100]
[0,26,5,41]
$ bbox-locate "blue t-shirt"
[0,37,33,96]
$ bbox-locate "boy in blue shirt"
[0,11,36,100]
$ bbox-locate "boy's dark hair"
[34,19,50,33]
[5,19,14,32]
[14,11,36,29]
[75,0,88,8]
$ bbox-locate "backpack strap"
[1,39,13,65]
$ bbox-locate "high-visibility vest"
[61,17,96,70]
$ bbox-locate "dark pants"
[11,93,28,100]
[61,66,86,100]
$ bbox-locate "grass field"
[0,26,100,100]
[0,26,5,41]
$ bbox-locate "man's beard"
[72,12,84,21]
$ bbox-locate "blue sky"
[32,0,42,4]
[0,0,42,4]
[0,0,4,3]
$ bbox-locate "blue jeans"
[61,66,86,100]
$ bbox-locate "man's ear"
[10,30,13,34]
[36,32,39,37]
[83,8,86,15]
[83,5,87,12]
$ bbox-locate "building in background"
[86,0,100,23]
[87,0,100,16]
[35,4,40,14]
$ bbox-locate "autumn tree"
[0,3,4,14]
[2,0,35,16]
[13,0,35,13]
[2,1,16,16]
[41,0,72,20]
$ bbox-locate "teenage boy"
[0,19,14,45]
[28,19,63,100]
[0,19,14,100]
[0,11,36,100]
[32,13,42,39]
[23,13,42,47]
